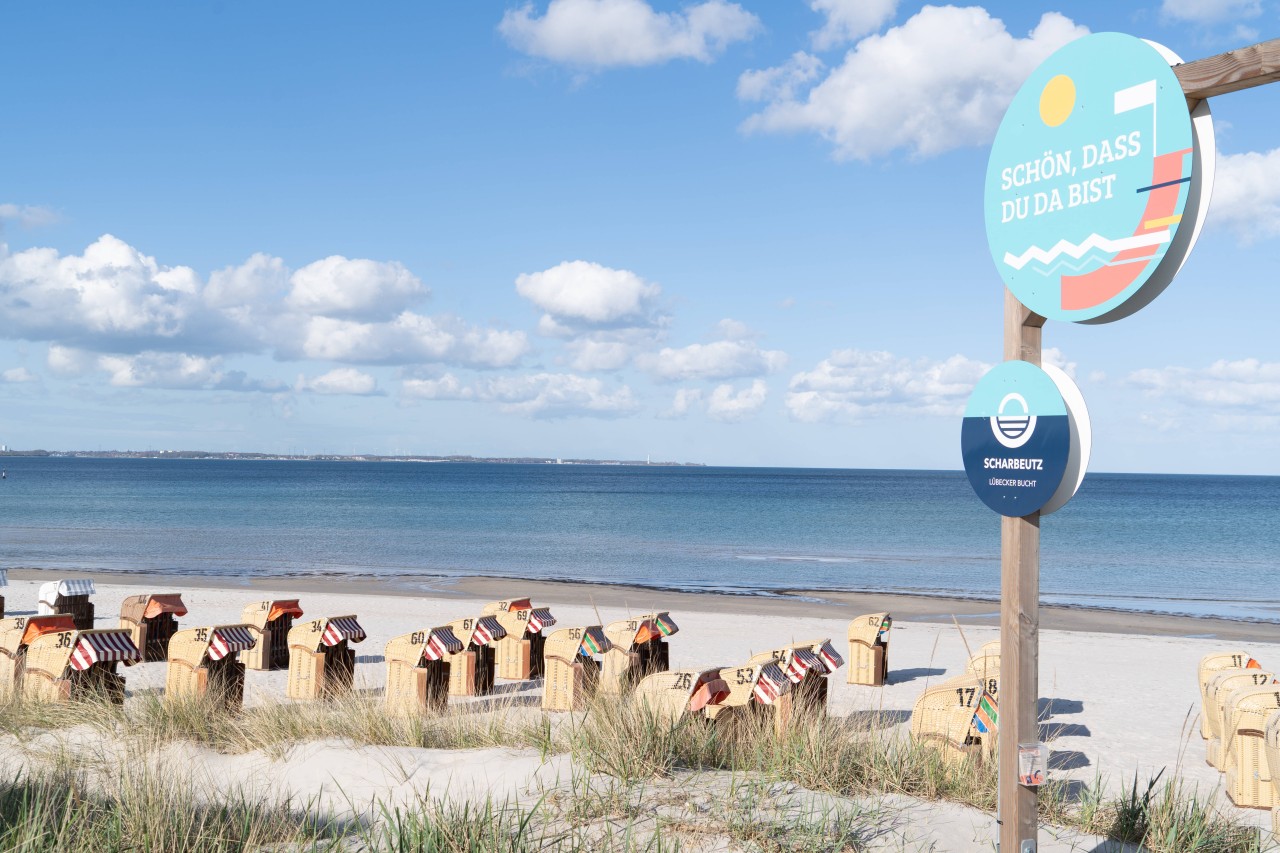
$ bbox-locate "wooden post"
[999,288,1044,851]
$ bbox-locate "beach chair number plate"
[956,687,978,707]
[55,632,73,649]
[672,673,692,690]
[732,667,753,686]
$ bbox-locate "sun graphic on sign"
[1039,74,1075,127]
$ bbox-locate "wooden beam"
[999,287,1043,853]
[1175,38,1280,102]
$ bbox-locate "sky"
[1,0,1277,473]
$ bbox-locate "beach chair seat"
[37,579,96,630]
[165,624,256,709]
[442,615,507,697]
[287,615,366,700]
[910,673,998,763]
[21,627,140,704]
[239,600,303,671]
[847,612,891,686]
[635,668,729,722]
[601,612,678,694]
[120,593,188,662]
[484,598,556,680]
[1205,669,1274,769]
[1199,651,1254,739]
[385,626,466,715]
[541,626,610,712]
[0,615,77,698]
[1220,686,1280,809]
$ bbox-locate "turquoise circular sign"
[961,362,1071,517]
[984,33,1199,323]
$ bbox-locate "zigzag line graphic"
[1003,230,1170,271]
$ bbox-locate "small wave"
[734,554,862,564]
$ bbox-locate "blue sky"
[1,0,1277,473]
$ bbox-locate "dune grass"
[0,688,1266,852]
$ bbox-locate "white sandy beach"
[3,572,1278,851]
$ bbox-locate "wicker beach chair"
[1199,651,1254,738]
[847,612,891,686]
[1220,686,1280,809]
[239,600,303,671]
[910,673,998,763]
[165,624,256,709]
[600,612,678,695]
[1205,668,1275,769]
[705,658,795,736]
[1264,712,1280,839]
[440,615,507,697]
[120,593,187,663]
[541,625,610,712]
[634,668,729,722]
[21,626,140,704]
[385,626,466,715]
[966,649,1001,697]
[286,614,366,700]
[747,639,844,715]
[0,615,76,698]
[483,598,556,681]
[37,579,96,630]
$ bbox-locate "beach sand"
[4,569,1279,851]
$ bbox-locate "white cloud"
[287,255,427,321]
[736,52,823,102]
[641,338,787,382]
[1161,0,1261,23]
[1,366,37,383]
[402,373,475,401]
[663,387,704,417]
[47,345,93,377]
[298,367,382,396]
[1211,148,1280,245]
[0,204,59,229]
[706,379,767,422]
[516,260,662,327]
[739,7,1088,161]
[1042,347,1077,379]
[1128,359,1280,412]
[808,0,897,49]
[565,338,636,371]
[204,253,289,311]
[95,351,282,392]
[499,0,760,68]
[480,372,640,418]
[290,313,527,367]
[786,349,990,422]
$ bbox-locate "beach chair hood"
[447,616,506,647]
[546,626,610,662]
[605,612,678,651]
[120,593,187,622]
[241,599,303,631]
[848,612,891,646]
[37,579,95,611]
[170,625,258,666]
[67,629,141,672]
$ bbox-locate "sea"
[0,457,1276,623]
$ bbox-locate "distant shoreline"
[0,450,704,466]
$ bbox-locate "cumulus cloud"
[808,0,897,49]
[288,313,528,368]
[0,236,525,377]
[0,204,59,229]
[287,256,427,321]
[739,6,1088,161]
[1,366,37,383]
[1128,359,1280,412]
[706,379,768,422]
[737,52,823,102]
[96,351,283,392]
[480,372,640,418]
[402,373,475,401]
[640,321,786,382]
[564,338,636,371]
[1211,148,1280,245]
[786,349,989,422]
[499,0,760,68]
[1161,0,1261,22]
[663,387,704,418]
[516,260,662,327]
[1043,347,1077,379]
[297,367,382,396]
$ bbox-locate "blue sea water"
[0,458,1276,623]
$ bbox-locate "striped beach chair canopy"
[70,630,141,672]
[37,579,95,610]
[468,616,506,647]
[320,615,367,647]
[751,661,790,706]
[209,625,257,661]
[576,626,609,657]
[749,639,844,678]
[526,607,556,634]
[168,624,259,667]
[605,612,678,651]
[420,626,465,661]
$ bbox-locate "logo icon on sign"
[991,393,1036,449]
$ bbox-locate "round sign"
[961,361,1071,517]
[984,33,1213,324]
[1039,363,1091,516]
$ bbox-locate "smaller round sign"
[961,361,1072,517]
